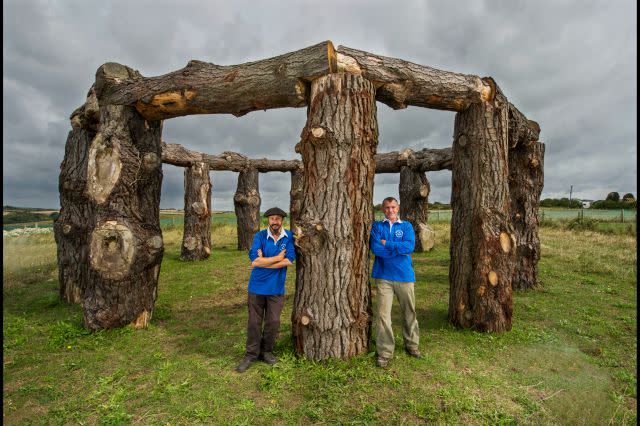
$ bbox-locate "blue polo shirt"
[248,228,296,295]
[370,219,416,282]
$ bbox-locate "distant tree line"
[590,192,636,209]
[540,192,636,209]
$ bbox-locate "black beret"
[263,207,287,218]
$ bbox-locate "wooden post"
[399,166,434,251]
[181,162,212,260]
[234,169,261,251]
[292,73,378,360]
[56,63,164,330]
[509,142,545,290]
[449,78,515,332]
[289,165,304,231]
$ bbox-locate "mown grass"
[3,219,637,425]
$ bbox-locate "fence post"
[621,209,624,223]
[436,211,439,222]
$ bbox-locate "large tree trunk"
[448,79,515,332]
[399,166,434,252]
[292,73,378,360]
[56,63,165,330]
[234,169,261,251]
[181,162,212,260]
[96,41,337,120]
[509,142,545,290]
[54,127,95,304]
[289,166,304,231]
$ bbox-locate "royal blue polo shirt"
[370,219,416,282]
[247,228,296,295]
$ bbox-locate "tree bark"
[509,142,545,290]
[78,102,164,331]
[54,126,95,304]
[399,166,433,252]
[234,169,261,251]
[289,166,304,231]
[508,103,540,149]
[448,79,515,332]
[292,73,378,360]
[181,162,212,260]
[336,45,493,111]
[95,41,337,120]
[57,65,165,330]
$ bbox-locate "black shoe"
[405,348,423,359]
[260,352,277,365]
[376,356,391,368]
[235,356,255,373]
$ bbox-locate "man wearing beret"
[370,196,422,368]
[236,207,296,373]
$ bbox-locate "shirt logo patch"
[280,243,286,251]
[395,230,404,238]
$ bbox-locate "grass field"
[3,220,637,425]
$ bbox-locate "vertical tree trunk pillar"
[509,141,545,290]
[54,127,95,304]
[399,166,435,252]
[289,165,304,231]
[234,169,261,250]
[292,73,378,360]
[448,79,516,332]
[181,162,212,260]
[56,63,165,330]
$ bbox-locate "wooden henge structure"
[55,41,544,360]
[160,141,451,256]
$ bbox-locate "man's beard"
[270,224,281,234]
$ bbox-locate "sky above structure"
[3,0,637,210]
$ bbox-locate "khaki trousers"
[375,279,419,358]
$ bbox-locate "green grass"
[3,219,637,425]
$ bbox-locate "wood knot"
[89,221,135,280]
[146,235,163,250]
[142,152,159,170]
[300,315,310,326]
[499,232,511,253]
[311,127,325,138]
[488,271,499,286]
[457,134,467,148]
[183,236,198,251]
[62,224,72,234]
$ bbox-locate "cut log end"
[311,127,326,138]
[300,315,310,326]
[326,41,337,73]
[336,52,362,75]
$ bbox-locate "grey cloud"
[3,0,636,211]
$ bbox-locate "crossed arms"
[251,249,293,269]
[369,224,415,258]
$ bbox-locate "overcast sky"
[3,0,637,210]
